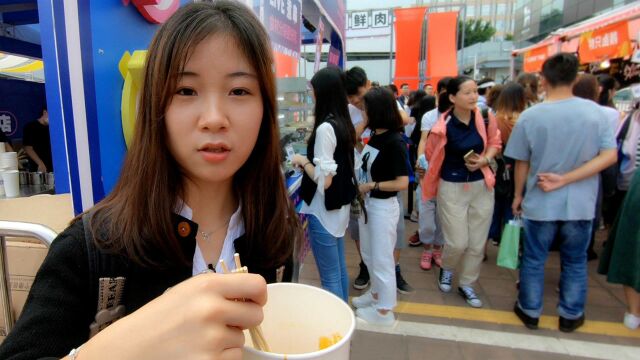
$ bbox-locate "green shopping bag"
[497,217,522,270]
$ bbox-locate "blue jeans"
[518,219,592,320]
[307,215,349,302]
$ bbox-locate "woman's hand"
[291,154,309,169]
[358,182,374,194]
[79,273,267,360]
[415,164,426,179]
[465,154,488,172]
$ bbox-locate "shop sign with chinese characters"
[579,21,631,64]
[347,9,391,37]
[0,111,17,137]
[264,0,301,58]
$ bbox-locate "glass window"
[466,5,475,17]
[552,0,563,10]
[497,4,507,14]
[495,20,505,32]
[481,4,491,17]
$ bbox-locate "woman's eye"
[230,88,250,96]
[177,88,196,96]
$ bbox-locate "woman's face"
[450,80,478,112]
[165,34,263,189]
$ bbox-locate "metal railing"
[0,221,56,335]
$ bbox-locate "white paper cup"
[1,170,19,197]
[0,152,18,170]
[243,283,356,360]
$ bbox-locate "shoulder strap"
[482,108,490,138]
[82,213,99,304]
[617,113,632,144]
[82,212,128,338]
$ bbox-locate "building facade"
[300,0,519,84]
[513,0,637,46]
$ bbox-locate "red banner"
[579,21,631,64]
[394,7,427,90]
[426,12,459,87]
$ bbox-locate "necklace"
[199,218,232,242]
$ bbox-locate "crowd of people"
[0,2,638,358]
[297,52,639,333]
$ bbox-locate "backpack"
[480,108,499,173]
[82,213,129,338]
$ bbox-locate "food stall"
[511,1,640,88]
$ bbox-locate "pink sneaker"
[433,248,443,267]
[420,250,433,270]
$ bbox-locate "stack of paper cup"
[1,170,19,197]
[0,152,19,197]
[0,152,19,170]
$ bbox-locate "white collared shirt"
[176,201,244,275]
[299,122,351,237]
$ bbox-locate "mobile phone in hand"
[464,150,476,162]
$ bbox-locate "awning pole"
[389,11,394,84]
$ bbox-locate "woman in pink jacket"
[421,76,502,308]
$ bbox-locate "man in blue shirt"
[505,53,617,332]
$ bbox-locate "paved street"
[298,218,640,359]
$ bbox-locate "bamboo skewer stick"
[219,256,271,352]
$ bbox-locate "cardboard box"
[0,194,74,338]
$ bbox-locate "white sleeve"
[421,110,438,132]
[312,123,338,194]
[348,104,363,126]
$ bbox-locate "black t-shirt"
[441,112,484,182]
[23,121,53,171]
[366,130,408,199]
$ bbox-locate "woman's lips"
[198,143,231,163]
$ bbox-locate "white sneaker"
[458,286,483,308]
[623,312,640,330]
[352,290,376,309]
[438,268,453,293]
[356,306,395,326]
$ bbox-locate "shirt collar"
[450,111,476,129]
[176,198,245,239]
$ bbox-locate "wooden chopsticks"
[219,254,271,353]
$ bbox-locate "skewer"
[221,254,271,352]
[218,259,230,274]
[233,253,242,270]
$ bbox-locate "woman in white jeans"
[352,87,409,325]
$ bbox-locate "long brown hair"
[495,82,526,144]
[87,1,300,269]
[516,72,539,105]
